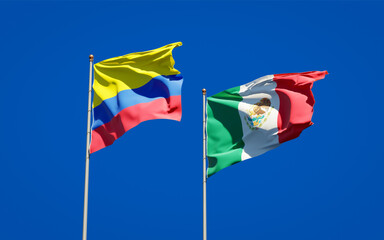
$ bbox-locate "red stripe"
[274,71,328,143]
[90,95,182,153]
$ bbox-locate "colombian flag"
[90,42,183,153]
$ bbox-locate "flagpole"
[202,88,207,240]
[83,54,94,240]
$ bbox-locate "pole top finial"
[89,54,94,62]
[202,88,206,95]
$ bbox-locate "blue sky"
[0,1,383,240]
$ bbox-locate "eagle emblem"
[245,98,273,130]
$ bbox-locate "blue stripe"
[92,74,183,130]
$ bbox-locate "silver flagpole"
[83,54,94,240]
[202,89,207,240]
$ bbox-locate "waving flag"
[206,71,327,177]
[90,42,183,153]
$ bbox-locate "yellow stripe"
[93,42,182,108]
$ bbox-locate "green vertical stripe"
[207,86,244,177]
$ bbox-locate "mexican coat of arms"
[244,98,273,130]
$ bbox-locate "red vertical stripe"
[274,71,328,143]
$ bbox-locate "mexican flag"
[206,71,328,177]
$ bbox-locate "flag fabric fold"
[206,71,328,177]
[90,42,183,153]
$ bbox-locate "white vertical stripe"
[238,75,280,161]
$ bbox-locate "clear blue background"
[1,1,383,239]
